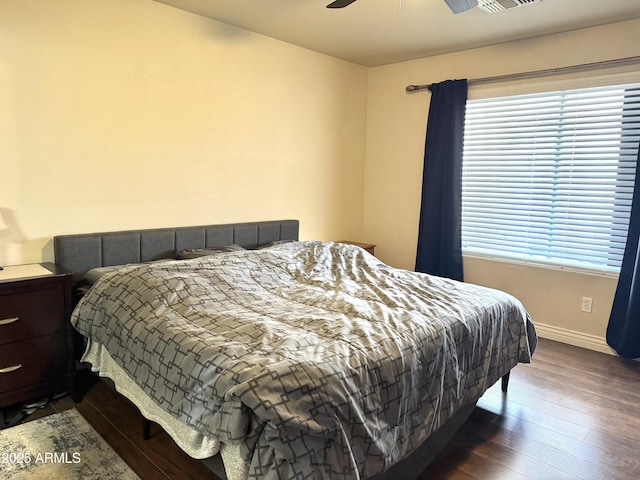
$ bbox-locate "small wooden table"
[337,241,376,256]
[0,263,74,418]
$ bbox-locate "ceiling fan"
[327,0,478,14]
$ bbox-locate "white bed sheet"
[81,340,249,480]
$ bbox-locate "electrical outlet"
[581,296,593,313]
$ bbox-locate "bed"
[54,219,537,480]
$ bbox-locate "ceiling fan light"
[444,0,479,14]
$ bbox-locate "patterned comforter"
[71,241,536,480]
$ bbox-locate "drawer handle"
[0,317,19,326]
[0,364,22,374]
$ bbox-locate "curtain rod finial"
[406,84,430,93]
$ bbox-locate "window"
[461,82,640,274]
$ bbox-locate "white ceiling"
[154,0,640,67]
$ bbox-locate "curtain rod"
[405,55,640,93]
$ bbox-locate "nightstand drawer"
[0,285,66,345]
[0,332,67,394]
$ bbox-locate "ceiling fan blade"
[444,0,478,13]
[327,0,358,8]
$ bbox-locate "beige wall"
[3,1,638,353]
[0,0,368,264]
[363,18,640,352]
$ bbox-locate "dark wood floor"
[17,338,640,479]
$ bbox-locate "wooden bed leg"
[142,418,151,440]
[501,372,510,393]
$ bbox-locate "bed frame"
[53,218,508,480]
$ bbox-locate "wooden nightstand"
[0,263,74,410]
[338,241,376,256]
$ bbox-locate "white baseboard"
[534,322,616,355]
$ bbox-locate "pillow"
[84,265,124,285]
[84,259,173,284]
[177,244,246,259]
[254,240,296,250]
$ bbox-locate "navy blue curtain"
[606,141,640,359]
[415,79,467,281]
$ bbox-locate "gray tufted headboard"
[54,219,299,283]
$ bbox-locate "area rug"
[0,409,140,479]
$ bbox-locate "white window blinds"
[461,82,640,273]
